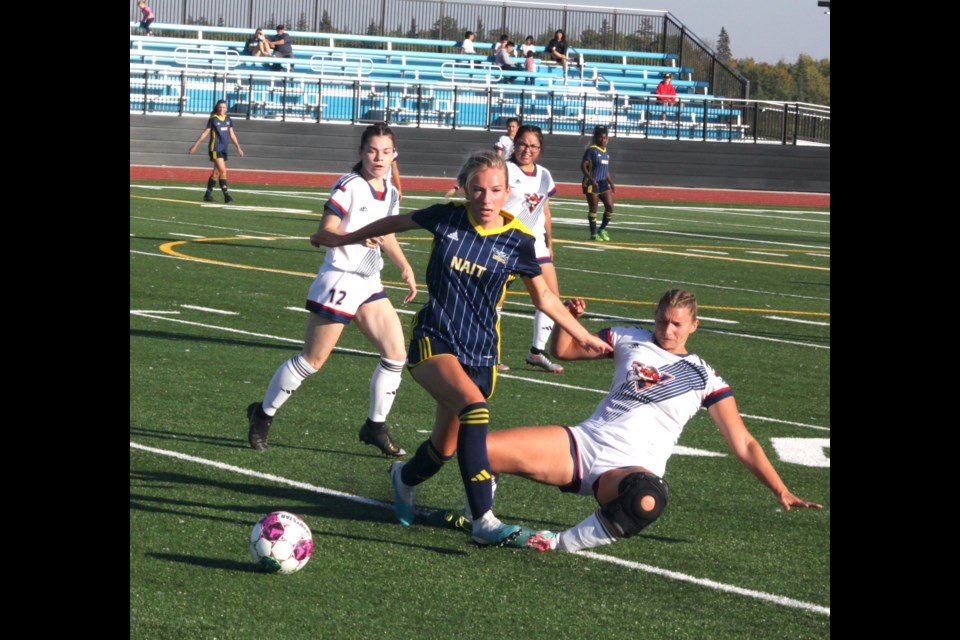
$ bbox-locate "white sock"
[472,509,502,535]
[368,358,405,422]
[262,354,317,415]
[556,510,617,553]
[532,310,554,351]
[463,474,498,520]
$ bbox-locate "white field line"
[129,441,828,617]
[764,315,830,327]
[130,309,828,433]
[746,251,789,257]
[180,305,238,315]
[554,265,829,303]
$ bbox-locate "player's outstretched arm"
[310,213,420,248]
[709,397,823,511]
[549,298,608,361]
[523,284,610,357]
[379,233,418,303]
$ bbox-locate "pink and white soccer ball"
[249,511,314,574]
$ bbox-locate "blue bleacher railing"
[129,21,829,145]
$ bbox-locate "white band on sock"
[369,358,405,422]
[263,354,317,415]
[532,309,554,351]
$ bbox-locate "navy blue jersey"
[582,145,611,183]
[410,203,541,367]
[205,115,234,155]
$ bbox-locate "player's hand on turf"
[778,490,823,511]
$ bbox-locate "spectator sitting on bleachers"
[489,34,508,62]
[459,31,476,55]
[268,24,293,71]
[520,35,537,56]
[243,29,272,57]
[655,73,678,120]
[545,30,570,82]
[496,41,523,83]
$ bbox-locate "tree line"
[715,27,830,106]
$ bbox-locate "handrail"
[172,46,241,71]
[440,61,502,84]
[309,53,374,78]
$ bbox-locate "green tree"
[791,54,830,105]
[406,17,419,38]
[738,58,794,102]
[296,12,308,32]
[716,27,732,62]
[366,19,380,36]
[430,16,459,40]
[320,10,333,33]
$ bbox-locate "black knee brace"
[600,472,669,538]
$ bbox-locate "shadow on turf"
[131,328,394,357]
[131,469,472,554]
[130,425,400,459]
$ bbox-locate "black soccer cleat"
[203,192,214,202]
[359,419,406,457]
[247,402,273,450]
[224,193,233,204]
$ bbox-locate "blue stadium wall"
[130,115,830,193]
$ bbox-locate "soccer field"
[130,181,830,639]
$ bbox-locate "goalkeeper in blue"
[445,289,823,551]
[310,150,612,547]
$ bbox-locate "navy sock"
[456,402,493,519]
[400,439,451,486]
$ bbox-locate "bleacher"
[129,25,748,140]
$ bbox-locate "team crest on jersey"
[524,193,542,210]
[627,361,671,390]
[491,249,509,264]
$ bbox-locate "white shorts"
[533,231,552,262]
[568,422,668,497]
[305,267,388,324]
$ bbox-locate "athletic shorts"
[209,150,228,162]
[305,267,388,325]
[406,335,496,399]
[582,179,611,195]
[563,422,665,497]
[533,232,553,263]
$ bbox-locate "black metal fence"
[132,0,748,99]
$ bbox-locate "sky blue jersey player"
[310,150,612,548]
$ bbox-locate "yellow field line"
[157,236,829,318]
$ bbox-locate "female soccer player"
[188,100,244,203]
[461,290,823,551]
[502,125,564,373]
[581,125,616,241]
[310,150,611,546]
[245,123,417,457]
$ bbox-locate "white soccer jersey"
[503,160,557,258]
[322,172,399,277]
[571,325,733,481]
[495,135,514,159]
